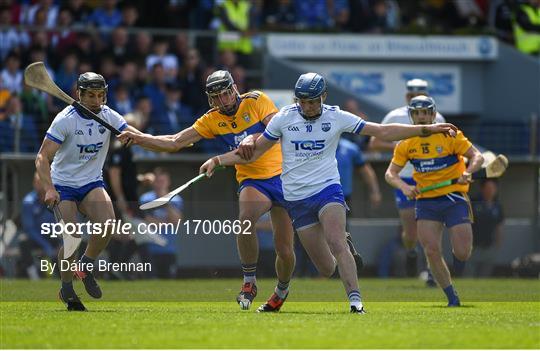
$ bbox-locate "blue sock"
[242,263,257,284]
[80,255,95,273]
[443,284,460,304]
[62,281,74,292]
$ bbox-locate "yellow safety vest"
[218,0,253,54]
[513,4,540,54]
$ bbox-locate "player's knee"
[453,247,472,261]
[275,243,295,262]
[238,213,258,230]
[319,262,336,278]
[327,240,348,257]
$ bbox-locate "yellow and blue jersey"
[192,91,282,183]
[392,130,473,199]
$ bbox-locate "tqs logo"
[77,142,104,154]
[291,140,325,151]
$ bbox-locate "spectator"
[103,26,131,65]
[0,6,31,60]
[294,0,333,30]
[346,0,374,32]
[1,52,23,94]
[139,168,183,279]
[50,7,78,57]
[109,84,135,116]
[170,32,190,66]
[217,0,254,59]
[145,38,179,82]
[73,32,98,69]
[264,0,298,31]
[132,32,153,62]
[162,0,193,28]
[23,0,59,28]
[18,172,59,279]
[512,0,540,55]
[465,179,505,277]
[19,84,49,138]
[54,52,79,95]
[108,60,142,101]
[152,81,194,135]
[491,0,516,44]
[367,0,400,33]
[143,63,167,119]
[65,0,91,27]
[120,3,140,27]
[3,94,40,152]
[178,48,209,115]
[88,0,122,30]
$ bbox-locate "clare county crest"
[436,145,443,154]
[243,113,250,123]
[98,125,106,134]
[322,122,331,132]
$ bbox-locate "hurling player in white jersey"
[35,72,141,311]
[200,73,458,314]
[369,79,444,283]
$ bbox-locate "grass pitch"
[1,278,539,349]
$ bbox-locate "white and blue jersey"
[46,105,127,188]
[263,104,365,201]
[263,104,365,230]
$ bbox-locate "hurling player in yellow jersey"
[118,70,296,311]
[385,96,484,307]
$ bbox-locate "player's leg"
[76,187,116,299]
[417,219,460,306]
[296,224,337,278]
[56,200,86,311]
[319,204,365,313]
[256,205,295,312]
[236,186,272,309]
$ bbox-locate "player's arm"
[200,135,277,177]
[118,127,202,152]
[35,138,61,207]
[360,122,457,141]
[385,162,418,199]
[457,145,484,184]
[237,112,277,160]
[357,164,382,207]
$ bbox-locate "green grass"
[1,278,539,349]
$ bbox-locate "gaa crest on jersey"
[243,113,250,123]
[98,125,106,134]
[436,145,443,154]
[322,122,331,132]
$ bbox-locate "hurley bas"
[41,260,152,273]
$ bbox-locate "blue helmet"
[294,73,327,119]
[408,95,436,124]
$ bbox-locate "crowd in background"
[1,0,538,154]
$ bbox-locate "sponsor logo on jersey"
[77,142,104,154]
[287,126,300,132]
[291,140,325,151]
[322,122,331,132]
[234,131,248,146]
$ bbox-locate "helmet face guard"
[77,72,108,108]
[294,73,327,120]
[408,95,436,125]
[205,70,239,116]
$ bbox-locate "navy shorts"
[286,184,346,231]
[54,180,105,203]
[238,175,286,208]
[394,177,416,210]
[415,192,474,228]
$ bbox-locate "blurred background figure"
[139,168,183,279]
[465,179,505,277]
[18,172,58,279]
